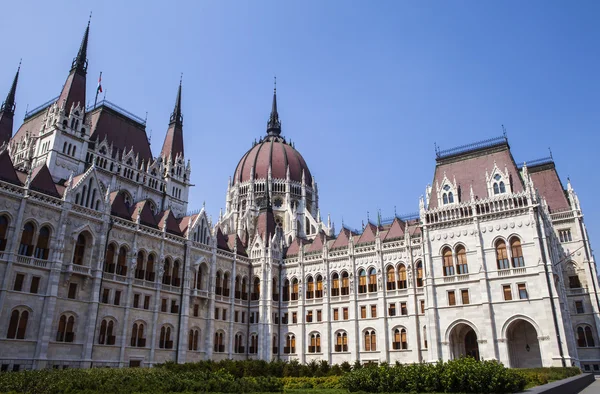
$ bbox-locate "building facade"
[0,23,599,372]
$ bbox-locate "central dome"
[233,136,312,184]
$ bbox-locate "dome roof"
[233,136,312,184]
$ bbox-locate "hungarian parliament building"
[0,22,599,373]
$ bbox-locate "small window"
[448,291,456,306]
[576,301,584,314]
[420,300,425,314]
[388,303,396,316]
[30,277,40,294]
[503,285,512,301]
[360,306,367,319]
[133,294,140,308]
[461,289,470,305]
[317,310,322,322]
[102,288,110,303]
[114,291,121,306]
[343,308,349,320]
[569,275,582,289]
[306,310,313,323]
[144,295,150,310]
[401,302,408,316]
[68,283,78,299]
[333,309,339,321]
[559,229,573,243]
[292,312,297,324]
[517,284,528,300]
[13,274,25,291]
[371,304,377,318]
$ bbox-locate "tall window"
[242,277,248,300]
[416,261,423,287]
[306,276,314,299]
[99,319,115,345]
[285,334,296,354]
[496,240,510,270]
[309,333,321,353]
[423,326,428,349]
[221,272,229,296]
[214,332,224,352]
[283,279,290,301]
[104,244,116,273]
[159,326,173,349]
[18,222,34,256]
[172,261,181,287]
[215,271,222,294]
[163,259,172,285]
[116,247,128,276]
[56,314,75,342]
[364,330,376,351]
[73,234,86,265]
[493,175,506,195]
[131,323,145,347]
[510,238,525,267]
[272,277,279,301]
[291,279,299,300]
[341,272,350,295]
[146,254,155,281]
[336,332,348,352]
[397,265,407,289]
[358,269,367,293]
[442,247,454,276]
[188,329,199,351]
[252,277,260,300]
[34,226,50,260]
[368,268,377,292]
[392,328,407,350]
[249,334,258,354]
[386,266,396,290]
[235,276,241,298]
[234,333,244,353]
[272,334,278,354]
[135,251,145,279]
[0,215,9,251]
[7,309,28,339]
[315,275,323,298]
[577,326,595,347]
[456,246,468,274]
[331,273,340,296]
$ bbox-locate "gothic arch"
[444,319,481,343]
[500,314,542,339]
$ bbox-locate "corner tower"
[0,64,20,147]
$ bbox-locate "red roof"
[178,214,197,235]
[29,165,60,198]
[160,123,184,162]
[528,163,570,212]
[307,231,326,253]
[88,105,152,164]
[227,234,248,257]
[383,218,406,241]
[0,150,21,185]
[11,111,45,146]
[109,192,131,219]
[285,237,304,256]
[0,111,14,147]
[255,209,276,246]
[330,227,354,250]
[429,143,523,209]
[156,209,181,235]
[57,71,86,117]
[233,136,311,184]
[356,223,377,245]
[131,200,158,227]
[216,227,230,252]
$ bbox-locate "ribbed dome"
[233,136,312,184]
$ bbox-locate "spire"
[160,77,185,161]
[71,16,90,75]
[0,62,20,146]
[266,77,281,136]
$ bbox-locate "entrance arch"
[448,322,480,360]
[506,319,542,368]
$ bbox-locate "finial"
[502,124,507,138]
[18,59,22,72]
[548,147,553,159]
[88,11,92,26]
[274,75,276,93]
[394,205,397,217]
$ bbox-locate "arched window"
[331,273,340,296]
[116,246,128,276]
[7,309,29,339]
[188,329,199,351]
[131,322,145,347]
[272,277,279,301]
[309,333,321,353]
[214,332,224,352]
[577,326,595,347]
[104,244,116,273]
[364,330,376,351]
[159,325,173,349]
[99,319,115,345]
[73,234,86,265]
[172,261,181,287]
[416,261,423,287]
[234,333,244,353]
[249,334,258,354]
[252,277,260,300]
[496,240,510,270]
[283,279,290,301]
[163,259,172,285]
[397,264,407,289]
[443,194,448,205]
[235,275,241,298]
[146,254,155,281]
[34,226,50,260]
[285,334,296,354]
[368,268,377,292]
[500,182,506,193]
[242,277,248,300]
[335,332,348,352]
[493,183,500,195]
[510,238,525,267]
[442,247,454,276]
[135,251,145,279]
[306,276,314,299]
[291,278,299,300]
[273,334,278,354]
[386,266,396,291]
[18,222,34,256]
[358,269,367,294]
[448,192,454,203]
[0,215,8,251]
[315,275,323,298]
[456,245,468,274]
[392,328,407,350]
[56,314,75,342]
[423,326,428,349]
[194,266,204,290]
[215,271,222,295]
[341,272,350,295]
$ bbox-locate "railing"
[16,255,50,268]
[71,264,90,276]
[567,287,587,295]
[497,267,527,277]
[436,135,507,159]
[24,96,58,119]
[86,99,146,125]
[550,209,576,222]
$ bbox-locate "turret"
[0,63,20,146]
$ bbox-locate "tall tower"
[0,64,19,147]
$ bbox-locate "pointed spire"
[170,75,183,126]
[266,77,281,136]
[160,77,185,161]
[1,61,20,115]
[71,16,90,75]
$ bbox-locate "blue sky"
[1,1,599,243]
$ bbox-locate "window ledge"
[390,349,412,352]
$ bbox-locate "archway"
[506,319,542,368]
[449,323,480,360]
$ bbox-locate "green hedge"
[517,367,581,387]
[339,358,527,393]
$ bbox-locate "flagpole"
[94,71,102,108]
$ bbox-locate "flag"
[97,72,103,93]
